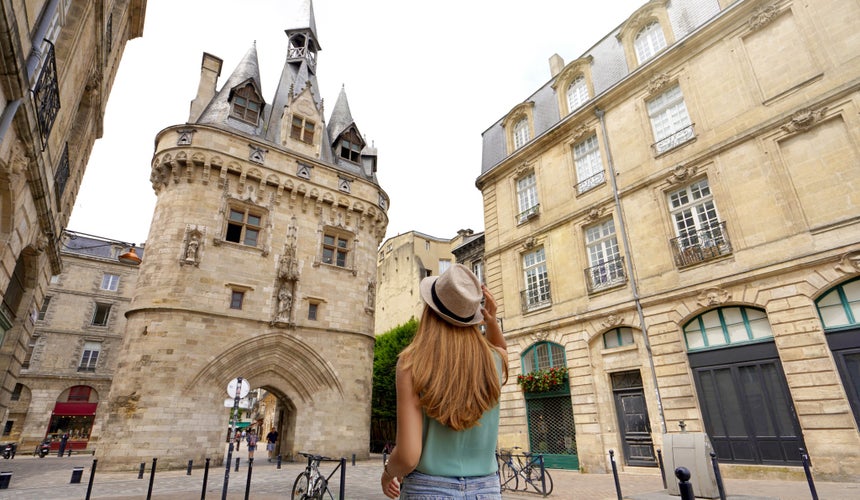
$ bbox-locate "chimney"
[188,53,223,122]
[549,53,565,78]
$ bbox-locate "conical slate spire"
[196,42,265,132]
[326,85,361,144]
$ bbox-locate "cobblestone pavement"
[0,448,858,499]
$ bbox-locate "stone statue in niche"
[182,228,204,266]
[366,279,376,311]
[276,282,293,323]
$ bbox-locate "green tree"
[370,317,418,450]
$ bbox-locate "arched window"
[603,327,634,349]
[566,75,589,112]
[816,277,860,329]
[513,118,530,149]
[683,306,773,351]
[521,341,565,374]
[634,21,667,64]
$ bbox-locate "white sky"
[68,0,645,246]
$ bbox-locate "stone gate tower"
[94,2,388,469]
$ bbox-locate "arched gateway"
[93,3,388,470]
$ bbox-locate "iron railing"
[34,40,60,149]
[576,171,606,194]
[670,221,732,268]
[652,123,695,155]
[517,204,540,224]
[521,282,552,312]
[584,256,627,292]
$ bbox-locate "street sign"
[226,378,250,398]
[223,398,251,409]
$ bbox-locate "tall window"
[585,219,625,291]
[100,274,120,291]
[669,179,720,245]
[472,261,484,284]
[78,342,101,372]
[322,232,350,268]
[308,302,319,321]
[513,118,530,149]
[648,84,693,154]
[516,172,539,223]
[91,303,111,326]
[38,296,52,321]
[634,21,667,64]
[230,84,262,124]
[522,341,565,373]
[290,115,315,144]
[225,207,262,247]
[230,291,245,310]
[684,307,773,351]
[573,134,605,193]
[438,259,451,275]
[523,248,551,310]
[566,75,589,112]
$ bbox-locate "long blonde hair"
[399,306,508,431]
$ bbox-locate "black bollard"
[276,454,282,469]
[710,452,726,500]
[339,457,347,500]
[244,457,253,500]
[235,456,240,472]
[352,453,356,466]
[201,458,210,500]
[800,448,819,500]
[657,449,667,489]
[609,450,622,500]
[85,459,97,500]
[675,466,695,500]
[188,459,194,475]
[146,458,157,500]
[67,448,72,457]
[138,462,145,479]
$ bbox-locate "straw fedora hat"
[419,263,484,327]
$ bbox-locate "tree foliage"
[371,317,418,420]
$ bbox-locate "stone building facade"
[477,0,860,481]
[93,3,389,470]
[9,231,141,451]
[0,1,145,428]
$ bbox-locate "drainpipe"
[595,107,667,434]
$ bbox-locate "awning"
[53,402,97,416]
[232,422,251,429]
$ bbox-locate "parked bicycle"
[497,446,554,496]
[291,452,334,500]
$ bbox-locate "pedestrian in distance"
[265,428,278,462]
[246,429,258,460]
[57,431,70,458]
[234,430,241,450]
[380,264,508,499]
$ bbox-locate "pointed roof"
[285,0,320,49]
[196,42,264,129]
[326,85,362,143]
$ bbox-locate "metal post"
[201,458,210,500]
[609,450,622,500]
[675,467,694,500]
[188,459,194,475]
[146,458,157,500]
[85,459,97,500]
[276,454,282,469]
[339,457,347,500]
[138,462,145,479]
[538,454,547,496]
[710,452,726,500]
[235,457,240,472]
[657,449,667,489]
[800,448,819,500]
[222,377,243,500]
[352,453,355,466]
[244,457,253,500]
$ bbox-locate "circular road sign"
[227,378,250,399]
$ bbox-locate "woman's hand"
[481,285,497,322]
[381,471,400,498]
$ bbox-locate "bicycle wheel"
[498,462,519,491]
[291,472,309,500]
[312,476,333,500]
[526,466,553,496]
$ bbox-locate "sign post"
[222,377,250,500]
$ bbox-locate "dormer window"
[338,129,363,163]
[634,21,667,64]
[291,115,315,144]
[513,118,530,149]
[230,84,262,124]
[567,75,589,112]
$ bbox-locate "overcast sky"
[68,0,645,246]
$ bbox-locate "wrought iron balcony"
[670,221,732,268]
[34,40,60,149]
[652,123,695,156]
[520,282,552,312]
[576,171,606,194]
[517,204,540,224]
[584,256,627,293]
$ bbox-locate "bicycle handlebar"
[298,451,331,461]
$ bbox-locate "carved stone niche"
[181,226,205,266]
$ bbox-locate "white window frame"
[438,259,451,275]
[573,134,605,194]
[100,273,120,291]
[566,74,589,112]
[634,21,667,64]
[79,341,101,372]
[516,172,539,223]
[668,178,721,246]
[523,247,550,310]
[513,118,529,149]
[585,219,625,290]
[647,84,693,155]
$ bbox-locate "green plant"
[517,367,567,393]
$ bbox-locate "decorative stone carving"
[181,227,204,266]
[365,278,376,313]
[748,3,779,31]
[523,237,538,249]
[647,73,671,95]
[586,207,605,222]
[249,145,267,164]
[4,140,29,176]
[667,163,697,184]
[601,314,624,329]
[835,251,860,274]
[781,107,827,134]
[275,282,293,323]
[571,124,590,141]
[530,330,550,343]
[697,287,730,307]
[177,129,195,146]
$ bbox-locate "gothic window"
[322,230,352,268]
[225,206,263,247]
[230,84,262,124]
[291,115,315,144]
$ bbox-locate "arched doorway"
[684,306,805,465]
[817,277,860,427]
[47,385,98,451]
[520,341,577,469]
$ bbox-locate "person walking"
[57,431,70,458]
[246,429,258,460]
[234,430,241,451]
[265,428,278,462]
[380,264,508,499]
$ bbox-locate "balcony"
[584,256,627,293]
[670,222,732,268]
[652,123,695,156]
[576,171,606,194]
[517,204,540,224]
[521,283,552,312]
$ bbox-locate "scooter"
[35,439,50,458]
[1,443,15,459]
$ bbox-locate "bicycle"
[497,446,554,496]
[291,452,334,500]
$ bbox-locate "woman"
[381,264,508,499]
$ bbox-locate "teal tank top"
[415,351,503,477]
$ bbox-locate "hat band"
[431,281,475,324]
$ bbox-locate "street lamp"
[61,230,143,266]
